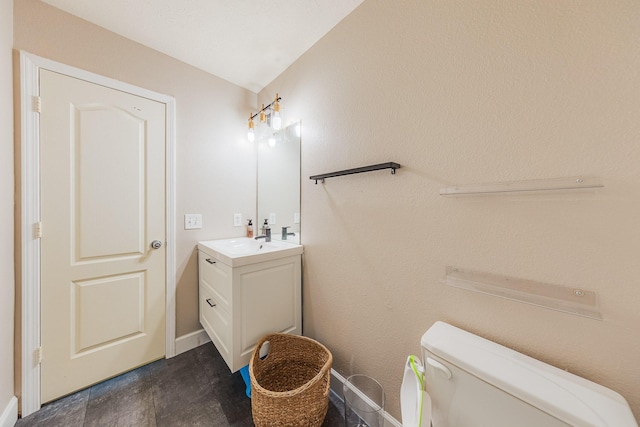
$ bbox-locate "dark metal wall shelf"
[310,162,401,184]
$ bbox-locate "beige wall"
[13,0,256,348]
[1,0,14,416]
[261,0,640,421]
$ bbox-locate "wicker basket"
[250,333,333,427]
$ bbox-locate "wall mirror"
[257,120,301,243]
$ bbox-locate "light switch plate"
[269,213,277,225]
[233,213,242,227]
[184,214,202,230]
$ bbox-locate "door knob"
[150,240,163,249]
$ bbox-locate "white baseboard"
[174,329,211,356]
[0,397,17,427]
[331,369,402,427]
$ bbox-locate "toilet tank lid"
[421,322,637,427]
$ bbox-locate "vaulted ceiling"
[41,0,364,93]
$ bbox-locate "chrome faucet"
[281,226,296,241]
[255,227,271,242]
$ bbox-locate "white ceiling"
[41,0,364,93]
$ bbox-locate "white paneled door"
[39,70,166,402]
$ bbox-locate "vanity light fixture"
[245,93,283,141]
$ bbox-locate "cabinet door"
[238,256,301,359]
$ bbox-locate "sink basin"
[198,237,303,267]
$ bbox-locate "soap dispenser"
[246,219,253,238]
[261,219,269,235]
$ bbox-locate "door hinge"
[34,347,43,365]
[33,96,41,113]
[34,221,43,239]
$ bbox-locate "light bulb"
[247,112,255,142]
[268,137,276,147]
[271,93,281,130]
[272,112,281,130]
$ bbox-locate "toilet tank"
[421,322,637,427]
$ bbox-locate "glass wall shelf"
[439,176,603,196]
[442,266,602,320]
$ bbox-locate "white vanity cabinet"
[197,239,302,372]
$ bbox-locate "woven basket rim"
[249,333,333,398]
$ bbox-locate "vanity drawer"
[199,280,231,360]
[198,251,232,313]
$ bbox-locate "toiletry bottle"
[246,219,253,238]
[261,219,269,235]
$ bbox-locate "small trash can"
[249,333,333,427]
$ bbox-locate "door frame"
[18,51,177,416]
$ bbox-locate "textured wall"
[0,0,14,416]
[13,0,256,351]
[260,0,640,420]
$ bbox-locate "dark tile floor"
[16,342,344,426]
